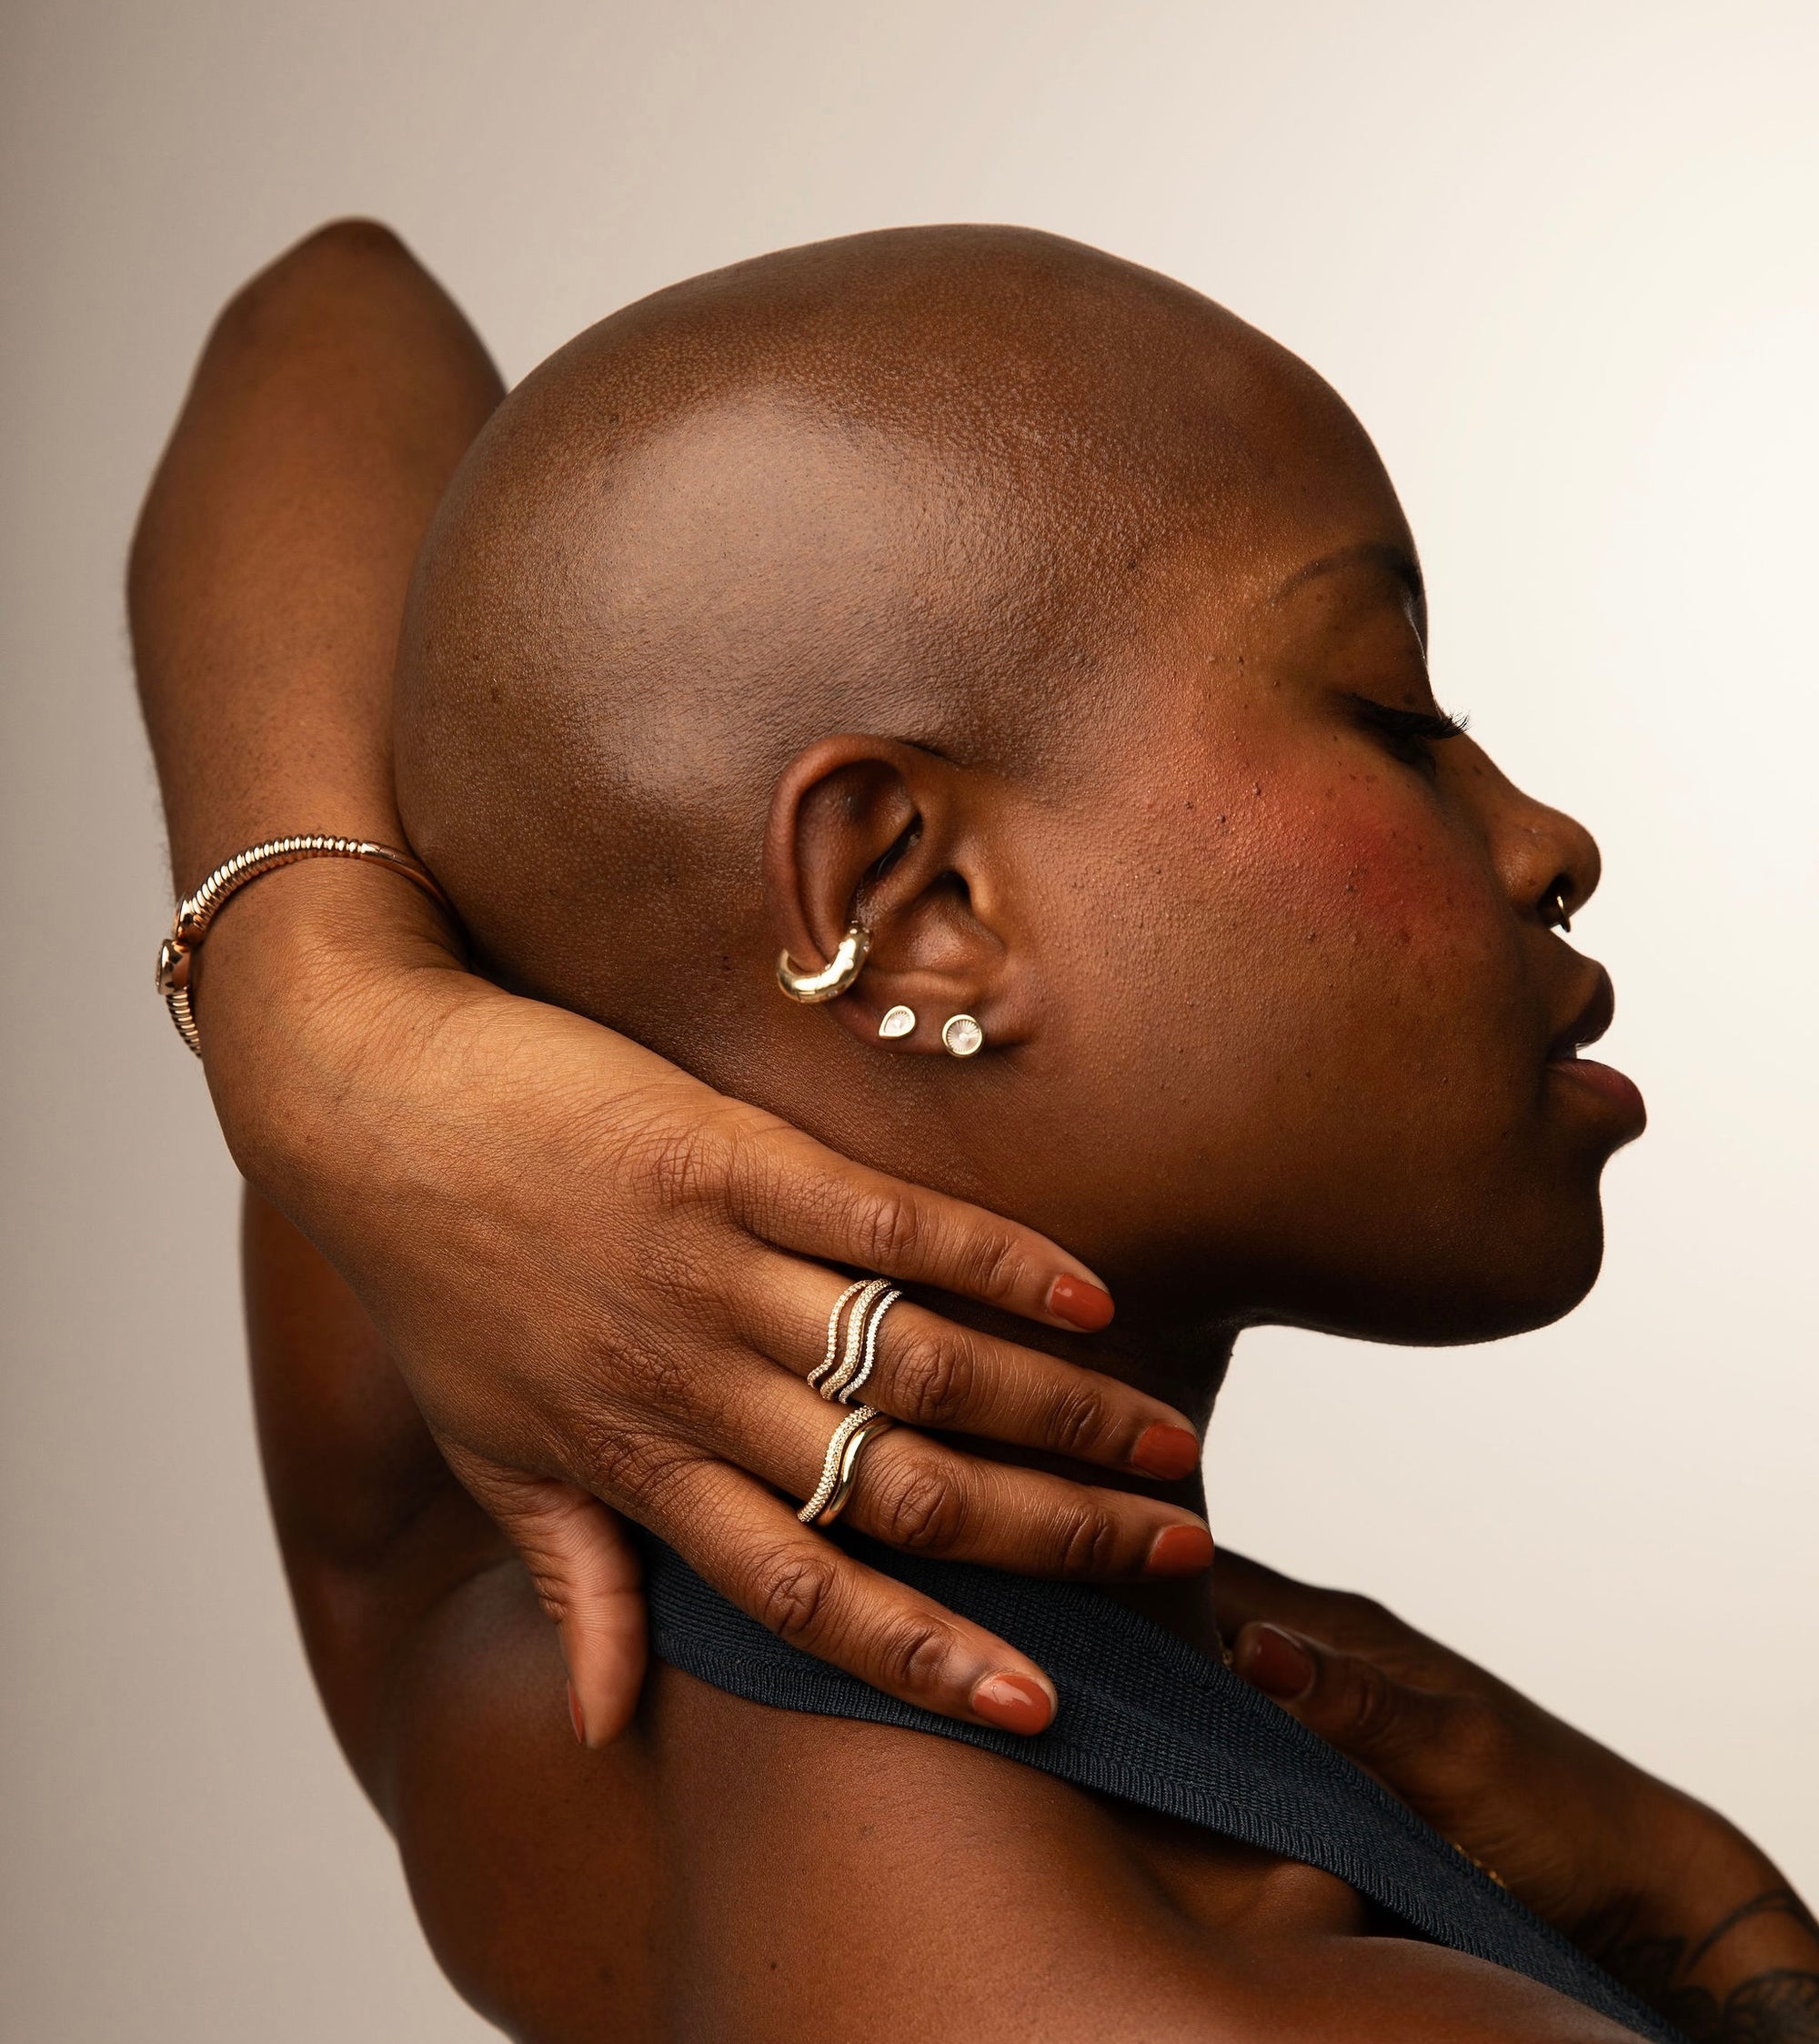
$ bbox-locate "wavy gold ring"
[797,1406,897,1527]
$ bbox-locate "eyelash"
[1347,693,1469,774]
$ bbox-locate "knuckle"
[1332,1590,1400,1636]
[885,1328,977,1428]
[1057,1505,1124,1577]
[933,1223,1026,1304]
[869,1455,970,1555]
[749,1544,842,1649]
[963,1231,1029,1304]
[849,1186,924,1272]
[1341,1657,1404,1746]
[569,1408,692,1515]
[587,1320,733,1442]
[871,1612,963,1697]
[622,1115,736,1215]
[1040,1383,1113,1459]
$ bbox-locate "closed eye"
[1347,692,1468,774]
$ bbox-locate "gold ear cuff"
[776,921,870,1002]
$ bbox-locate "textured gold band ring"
[797,1406,896,1527]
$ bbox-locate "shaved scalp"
[394,225,1378,1050]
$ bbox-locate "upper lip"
[1547,967,1616,1062]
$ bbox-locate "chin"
[1388,1209,1608,1347]
[1287,1192,1609,1349]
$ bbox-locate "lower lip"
[1546,1056,1647,1126]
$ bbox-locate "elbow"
[203,217,426,362]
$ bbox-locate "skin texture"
[173,223,1814,2040]
[129,219,1221,1747]
[395,225,1633,1374]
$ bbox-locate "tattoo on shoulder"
[1607,1891,1819,2044]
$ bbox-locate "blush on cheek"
[1238,764,1504,958]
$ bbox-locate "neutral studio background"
[3,2,1814,2036]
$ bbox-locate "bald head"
[395,225,1391,1075]
[390,226,1630,1351]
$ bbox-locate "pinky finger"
[650,1459,1060,1735]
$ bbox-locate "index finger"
[726,1118,1117,1334]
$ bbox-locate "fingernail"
[568,1679,588,1747]
[970,1672,1055,1735]
[1047,1274,1115,1332]
[1131,1423,1201,1481]
[1145,1524,1216,1576]
[1241,1624,1317,1702]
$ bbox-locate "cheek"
[1252,773,1509,983]
[1127,756,1537,1140]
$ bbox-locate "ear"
[763,735,1028,1055]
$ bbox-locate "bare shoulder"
[242,1198,1646,2044]
[650,1678,1651,2044]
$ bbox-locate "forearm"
[129,216,502,885]
[1596,1800,1818,2043]
[128,218,504,1183]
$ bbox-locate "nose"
[1453,740,1602,931]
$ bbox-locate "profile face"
[1014,490,1647,1346]
[391,223,1646,1354]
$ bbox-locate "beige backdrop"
[3,1,1814,2035]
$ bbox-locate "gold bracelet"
[155,834,451,1057]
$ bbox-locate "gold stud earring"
[878,1005,916,1040]
[777,922,870,1003]
[941,1013,984,1058]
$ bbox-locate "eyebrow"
[1271,541,1427,623]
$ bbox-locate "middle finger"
[731,1254,1204,1483]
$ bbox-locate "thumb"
[1232,1620,1452,1783]
[442,1445,648,1747]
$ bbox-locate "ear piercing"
[777,936,983,1058]
[777,921,870,1002]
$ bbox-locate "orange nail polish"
[1131,1424,1201,1481]
[971,1672,1055,1735]
[1146,1524,1215,1576]
[568,1680,588,1746]
[1047,1274,1114,1332]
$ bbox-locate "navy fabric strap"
[642,1533,1682,2043]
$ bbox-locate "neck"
[932,1294,1240,1664]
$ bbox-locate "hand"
[1217,1553,1819,2039]
[199,860,1211,1746]
[1216,1551,1680,1935]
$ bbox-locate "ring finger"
[721,1362,1214,1583]
[731,1254,1205,1485]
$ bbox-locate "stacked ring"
[797,1405,896,1526]
[809,1278,903,1405]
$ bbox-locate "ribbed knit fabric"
[642,1532,1683,2043]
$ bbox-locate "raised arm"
[130,221,1213,1742]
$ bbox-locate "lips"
[1543,965,1645,1132]
[1546,967,1615,1062]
